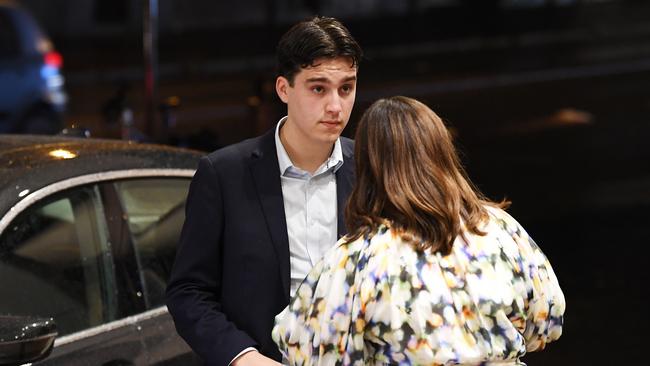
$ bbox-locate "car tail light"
[44,51,63,68]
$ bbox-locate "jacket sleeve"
[166,156,257,366]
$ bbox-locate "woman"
[272,96,565,366]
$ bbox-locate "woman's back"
[273,96,564,365]
[273,206,565,365]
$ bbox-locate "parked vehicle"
[0,1,66,134]
[0,134,202,365]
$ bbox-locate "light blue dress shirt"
[274,117,343,297]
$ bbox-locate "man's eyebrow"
[305,75,358,83]
[305,77,329,83]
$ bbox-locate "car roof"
[0,134,203,217]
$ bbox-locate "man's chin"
[318,125,345,138]
[318,132,342,144]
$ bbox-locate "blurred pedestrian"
[166,16,363,366]
[273,96,565,365]
[100,81,142,140]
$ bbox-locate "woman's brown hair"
[345,96,509,254]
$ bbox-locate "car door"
[0,172,199,366]
[105,177,200,365]
[0,182,148,365]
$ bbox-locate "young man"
[166,16,363,366]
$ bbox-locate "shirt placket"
[304,177,316,266]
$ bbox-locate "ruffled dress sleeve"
[491,208,566,352]
[272,236,367,365]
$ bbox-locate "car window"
[0,185,117,336]
[113,178,190,308]
[0,9,20,59]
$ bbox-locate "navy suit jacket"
[166,128,355,365]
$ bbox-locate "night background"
[8,0,650,364]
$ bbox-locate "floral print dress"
[272,207,565,366]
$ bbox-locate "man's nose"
[325,91,342,115]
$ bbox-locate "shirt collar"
[274,117,344,177]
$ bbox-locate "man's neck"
[280,122,334,174]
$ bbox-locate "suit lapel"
[336,138,355,239]
[248,130,291,301]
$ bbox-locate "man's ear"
[276,76,290,104]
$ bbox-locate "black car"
[0,135,203,365]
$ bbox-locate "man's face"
[276,57,357,146]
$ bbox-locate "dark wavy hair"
[276,16,363,85]
[345,96,509,254]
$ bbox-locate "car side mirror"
[0,316,57,366]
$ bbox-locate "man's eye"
[312,86,324,94]
[341,85,353,94]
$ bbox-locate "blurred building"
[17,0,622,38]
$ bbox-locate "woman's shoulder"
[483,205,526,234]
[477,205,544,261]
[331,225,413,268]
[483,204,510,221]
[345,224,413,252]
